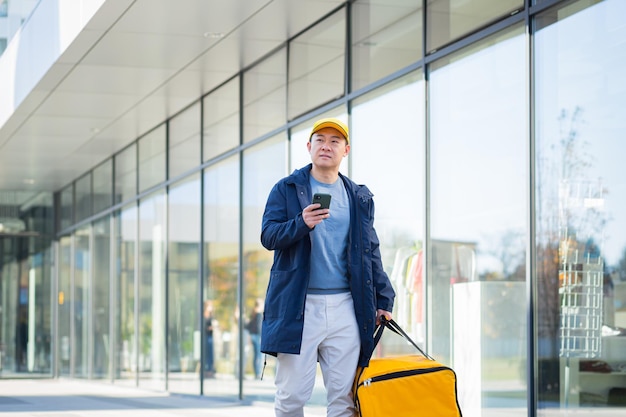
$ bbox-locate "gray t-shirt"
[308,176,350,294]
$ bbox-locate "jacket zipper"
[359,366,451,388]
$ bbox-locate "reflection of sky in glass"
[138,192,166,241]
[351,79,425,246]
[243,135,288,207]
[203,158,239,206]
[242,135,288,244]
[120,205,137,240]
[204,157,239,243]
[169,176,200,243]
[430,30,526,277]
[536,0,626,265]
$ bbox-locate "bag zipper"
[359,366,452,388]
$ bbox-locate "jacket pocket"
[264,270,293,318]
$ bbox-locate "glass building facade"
[0,0,625,415]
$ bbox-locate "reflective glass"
[58,236,71,375]
[0,236,38,377]
[169,103,201,179]
[93,217,111,379]
[138,192,167,390]
[430,26,527,414]
[73,227,91,378]
[114,144,137,204]
[60,186,74,230]
[352,71,425,348]
[203,156,239,397]
[20,241,53,375]
[426,0,523,52]
[114,204,137,386]
[0,236,52,376]
[93,160,113,215]
[167,175,201,395]
[243,49,287,143]
[352,0,423,91]
[138,125,166,192]
[0,242,18,375]
[242,133,288,394]
[288,8,345,119]
[534,0,626,412]
[203,77,240,161]
[75,174,92,222]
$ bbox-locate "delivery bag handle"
[373,317,434,361]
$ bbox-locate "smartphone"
[312,193,332,210]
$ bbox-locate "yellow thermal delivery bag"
[353,319,462,417]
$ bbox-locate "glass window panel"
[75,174,92,222]
[138,191,167,390]
[0,242,18,373]
[138,125,166,192]
[73,227,91,378]
[23,192,54,239]
[534,0,626,412]
[242,133,287,391]
[58,236,72,375]
[114,204,137,386]
[288,8,346,119]
[352,0,423,91]
[93,217,111,379]
[0,252,19,373]
[115,144,137,204]
[0,235,52,376]
[352,71,426,348]
[169,103,201,179]
[167,175,201,395]
[203,155,239,397]
[430,26,527,414]
[60,185,74,230]
[93,159,113,214]
[426,0,523,52]
[27,241,54,375]
[243,49,287,143]
[289,109,349,174]
[203,77,240,161]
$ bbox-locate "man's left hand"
[376,309,392,325]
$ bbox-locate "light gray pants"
[274,292,360,417]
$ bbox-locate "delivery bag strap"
[373,317,434,361]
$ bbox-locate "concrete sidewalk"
[0,379,325,417]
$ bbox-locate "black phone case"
[312,193,331,209]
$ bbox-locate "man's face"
[307,127,349,170]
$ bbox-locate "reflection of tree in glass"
[482,229,525,281]
[208,249,273,331]
[208,256,238,331]
[535,106,611,361]
[558,106,592,179]
[558,109,608,253]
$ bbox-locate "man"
[260,117,395,417]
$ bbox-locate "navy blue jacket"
[260,164,395,367]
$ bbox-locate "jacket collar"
[287,164,373,203]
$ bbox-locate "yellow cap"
[309,118,349,144]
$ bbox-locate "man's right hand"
[303,204,329,229]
